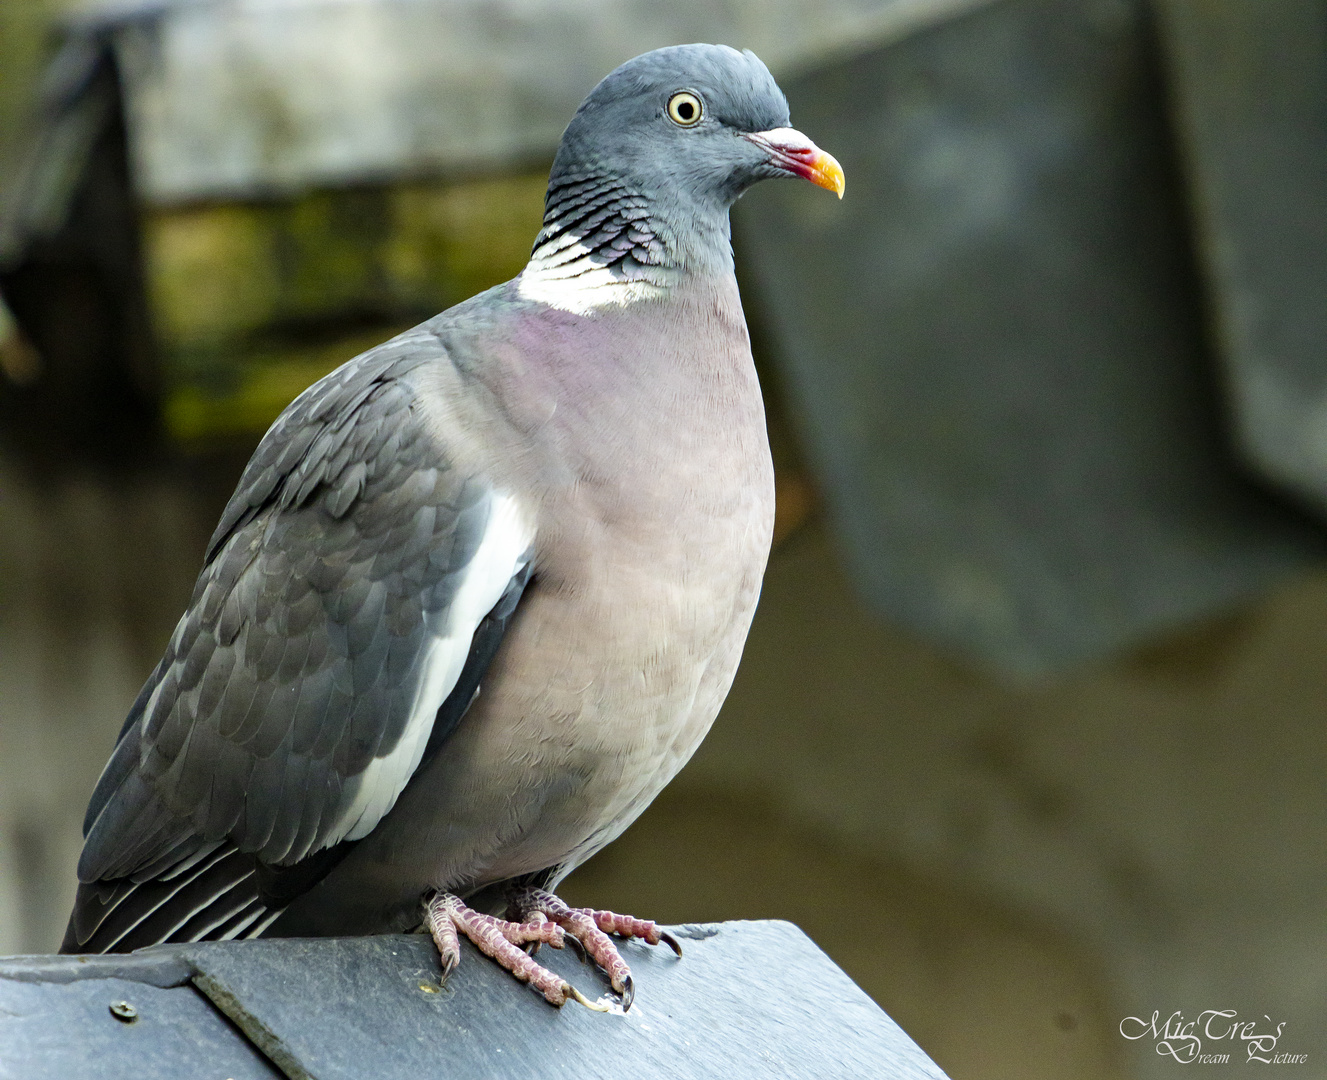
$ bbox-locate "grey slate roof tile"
[0,920,950,1080]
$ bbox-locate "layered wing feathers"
[66,330,534,952]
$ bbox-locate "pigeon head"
[521,44,842,309]
[556,44,843,213]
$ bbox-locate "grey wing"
[62,333,535,952]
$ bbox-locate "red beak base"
[743,127,845,198]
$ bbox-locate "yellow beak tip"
[815,152,846,199]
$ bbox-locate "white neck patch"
[516,231,672,316]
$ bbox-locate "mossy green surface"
[0,0,59,166]
[146,173,548,440]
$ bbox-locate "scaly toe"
[505,887,685,1006]
[426,891,592,1009]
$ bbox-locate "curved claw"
[565,982,612,1012]
[522,941,541,956]
[564,933,588,963]
[620,974,635,1012]
[439,952,459,982]
[660,931,683,958]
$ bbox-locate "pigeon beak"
[743,127,845,198]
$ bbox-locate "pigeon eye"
[666,91,704,127]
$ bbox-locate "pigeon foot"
[506,886,682,1011]
[424,892,609,1010]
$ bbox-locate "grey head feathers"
[530,45,795,287]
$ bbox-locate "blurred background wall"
[2,2,1325,1079]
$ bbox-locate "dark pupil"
[676,100,694,120]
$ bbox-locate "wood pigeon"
[62,43,844,1010]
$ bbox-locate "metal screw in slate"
[109,1001,138,1023]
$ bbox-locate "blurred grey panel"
[1156,1,1327,519]
[734,0,1324,677]
[0,975,281,1079]
[102,0,1000,204]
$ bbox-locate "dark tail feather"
[60,843,282,954]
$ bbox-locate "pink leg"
[507,886,682,1010]
[423,892,608,1010]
